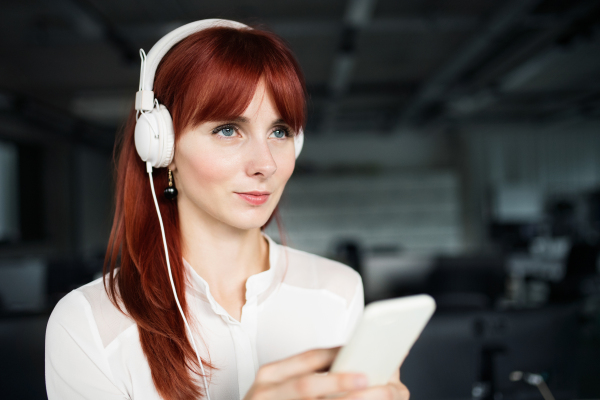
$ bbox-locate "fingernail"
[353,374,368,388]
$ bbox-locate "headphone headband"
[135,19,249,111]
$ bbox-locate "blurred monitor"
[493,185,543,223]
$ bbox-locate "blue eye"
[219,127,235,137]
[272,129,288,139]
[213,125,237,137]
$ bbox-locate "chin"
[222,208,275,231]
[227,218,272,231]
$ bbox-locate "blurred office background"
[1,0,600,398]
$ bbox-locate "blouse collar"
[182,233,281,321]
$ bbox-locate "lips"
[235,191,271,205]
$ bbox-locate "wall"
[265,171,464,256]
[460,120,600,250]
[265,130,464,256]
[299,130,454,169]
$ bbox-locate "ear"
[167,157,177,172]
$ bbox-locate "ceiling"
[0,0,599,143]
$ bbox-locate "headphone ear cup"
[134,105,175,168]
[135,111,161,166]
[294,129,304,159]
[155,105,175,168]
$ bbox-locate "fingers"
[338,381,410,400]
[256,347,341,384]
[280,372,368,399]
[249,372,368,400]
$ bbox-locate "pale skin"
[169,79,410,400]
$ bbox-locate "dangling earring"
[164,169,178,200]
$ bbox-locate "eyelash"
[212,124,239,137]
[211,124,293,138]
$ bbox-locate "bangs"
[154,26,306,136]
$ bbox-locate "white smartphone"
[330,294,436,387]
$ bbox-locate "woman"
[45,19,410,400]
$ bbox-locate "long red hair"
[103,25,306,400]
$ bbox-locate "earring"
[163,169,178,200]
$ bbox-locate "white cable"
[146,162,211,400]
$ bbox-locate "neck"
[178,203,269,298]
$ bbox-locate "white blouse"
[45,234,364,399]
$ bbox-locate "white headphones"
[133,18,305,168]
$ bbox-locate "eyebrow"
[230,116,249,123]
[222,116,288,126]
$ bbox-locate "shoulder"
[45,278,134,399]
[279,245,363,308]
[47,276,135,350]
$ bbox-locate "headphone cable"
[146,162,211,400]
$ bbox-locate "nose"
[245,137,277,178]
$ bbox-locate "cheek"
[178,143,239,193]
[274,151,296,183]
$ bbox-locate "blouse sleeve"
[342,273,365,343]
[45,291,129,400]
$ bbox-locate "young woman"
[45,19,410,400]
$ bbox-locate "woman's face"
[171,79,296,231]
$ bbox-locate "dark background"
[0,0,599,399]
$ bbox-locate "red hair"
[103,25,306,400]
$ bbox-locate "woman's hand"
[243,347,410,400]
[243,347,366,399]
[346,369,410,400]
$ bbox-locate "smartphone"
[330,294,436,387]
